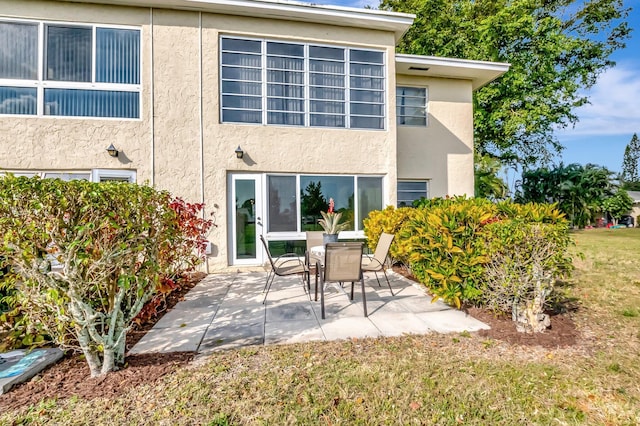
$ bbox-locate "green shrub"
[363,198,572,315]
[481,219,573,332]
[0,175,211,376]
[395,197,497,308]
[362,206,415,258]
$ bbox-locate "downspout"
[199,12,209,274]
[149,8,155,186]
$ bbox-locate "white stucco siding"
[396,75,474,197]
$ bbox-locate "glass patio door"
[229,174,264,265]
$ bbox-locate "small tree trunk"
[101,347,116,376]
[77,328,102,377]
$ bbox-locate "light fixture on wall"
[106,144,119,158]
[235,146,244,159]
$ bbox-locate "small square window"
[397,181,428,207]
[397,87,427,126]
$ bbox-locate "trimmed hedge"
[363,197,572,310]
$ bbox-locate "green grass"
[2,229,640,425]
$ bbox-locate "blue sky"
[303,0,640,174]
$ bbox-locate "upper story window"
[396,86,427,126]
[221,36,385,130]
[0,19,140,118]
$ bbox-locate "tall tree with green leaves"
[621,133,640,189]
[379,0,629,167]
[474,153,508,200]
[516,163,615,227]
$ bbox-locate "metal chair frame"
[317,241,367,319]
[260,235,308,304]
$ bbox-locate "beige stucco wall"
[0,0,401,270]
[396,75,475,198]
[0,0,152,179]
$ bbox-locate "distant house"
[627,191,640,226]
[0,0,509,270]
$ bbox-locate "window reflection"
[300,175,354,231]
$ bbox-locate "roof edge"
[64,0,415,41]
[396,54,511,90]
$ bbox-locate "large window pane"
[96,28,140,84]
[0,22,38,79]
[268,176,297,232]
[0,87,36,115]
[358,176,383,229]
[46,25,92,82]
[300,176,354,231]
[44,89,139,118]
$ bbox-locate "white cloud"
[557,62,640,138]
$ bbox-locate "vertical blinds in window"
[0,20,141,118]
[221,37,385,130]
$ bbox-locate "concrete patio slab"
[320,317,383,340]
[264,319,325,345]
[129,270,490,355]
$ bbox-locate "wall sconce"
[235,146,244,159]
[106,144,119,158]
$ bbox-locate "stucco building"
[0,0,509,270]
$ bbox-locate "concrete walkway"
[129,271,489,356]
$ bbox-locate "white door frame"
[228,173,265,265]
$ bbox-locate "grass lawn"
[2,229,640,425]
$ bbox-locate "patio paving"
[129,271,489,356]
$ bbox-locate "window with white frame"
[221,36,385,129]
[397,180,428,206]
[396,86,427,126]
[0,169,136,183]
[266,174,383,234]
[0,19,141,118]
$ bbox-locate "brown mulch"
[392,265,580,349]
[0,272,205,412]
[1,268,580,411]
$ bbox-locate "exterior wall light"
[106,144,119,158]
[235,146,244,159]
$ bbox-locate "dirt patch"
[0,273,204,411]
